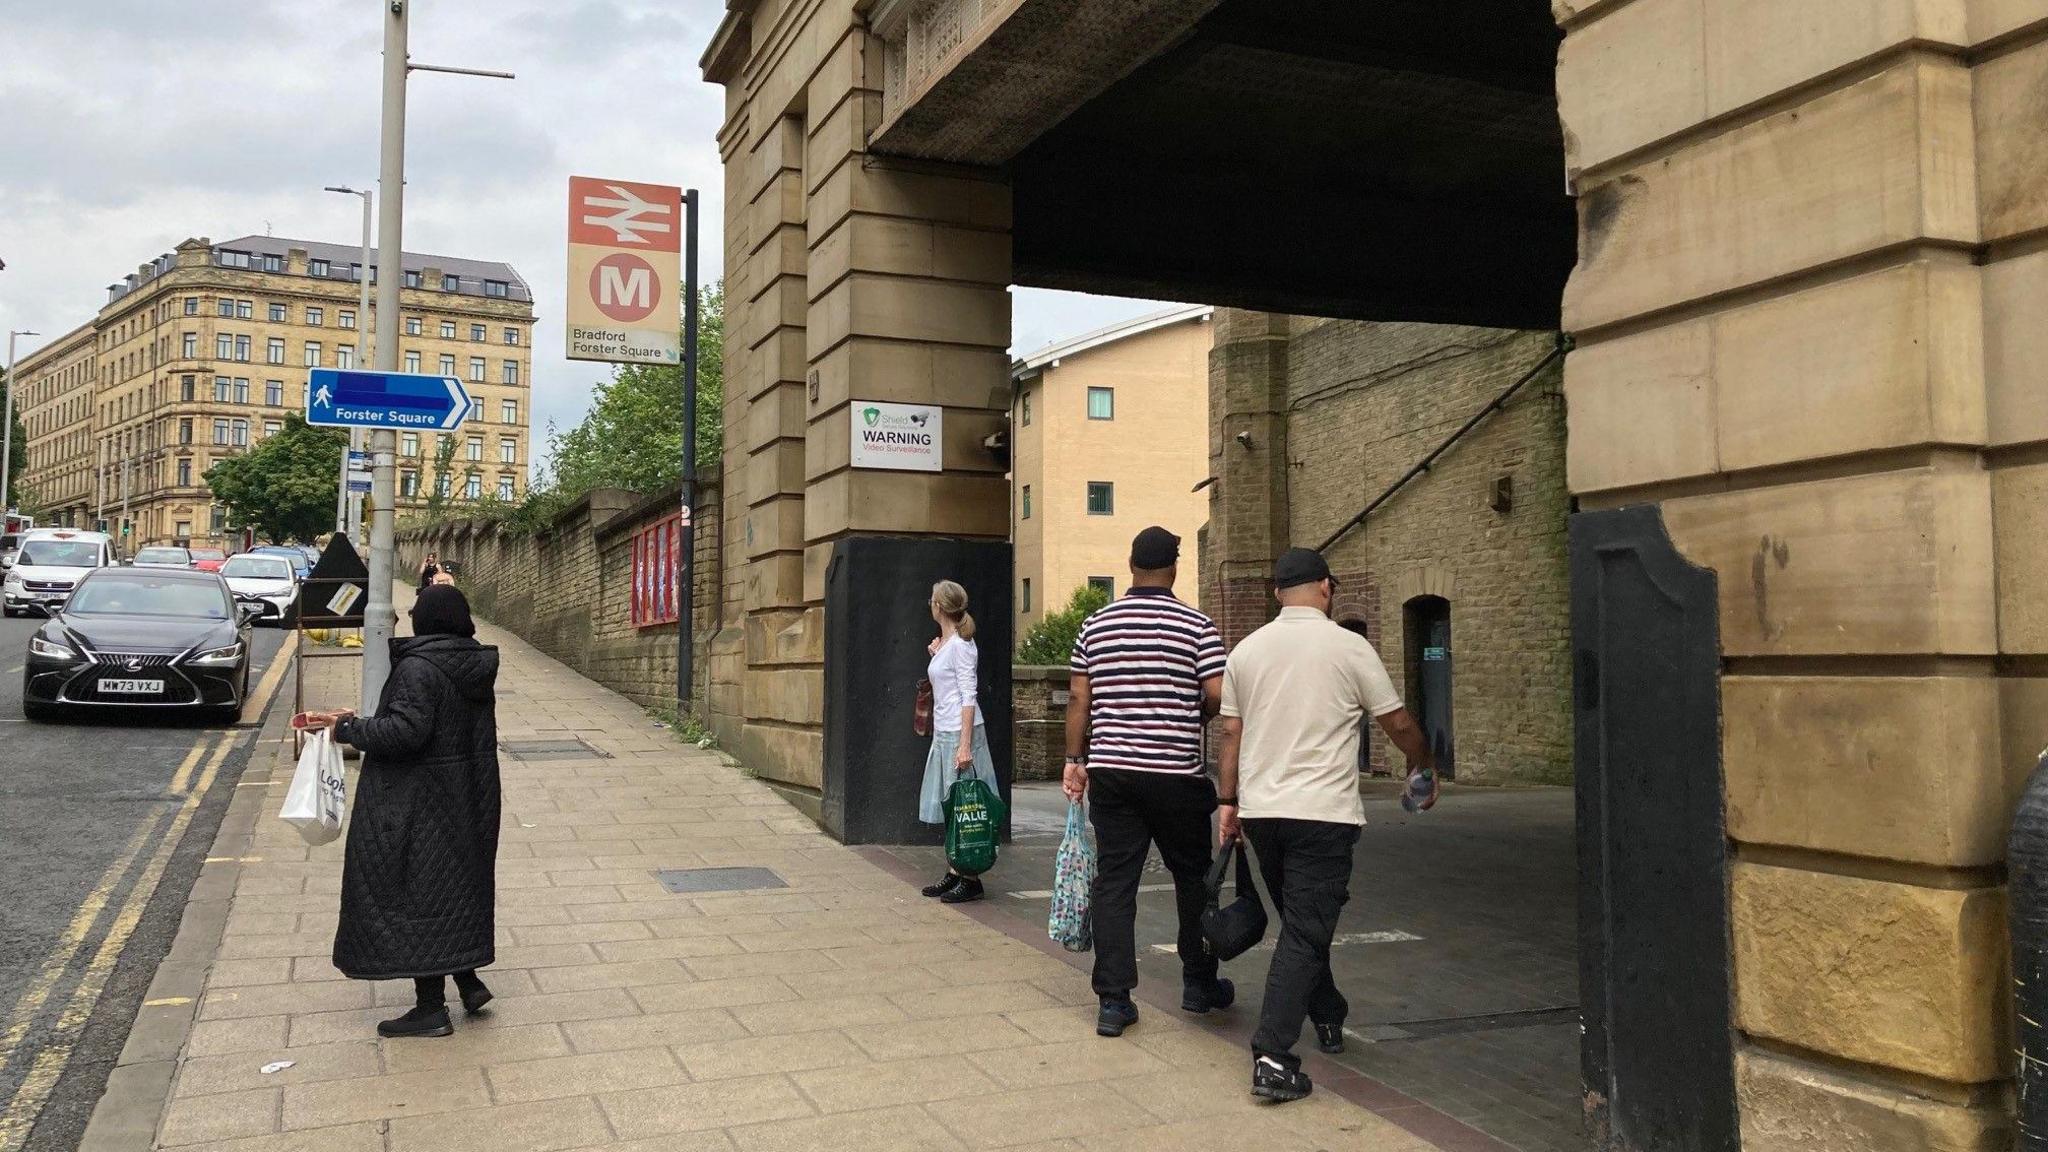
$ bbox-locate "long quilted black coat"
[331,635,501,979]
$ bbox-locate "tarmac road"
[0,612,289,1152]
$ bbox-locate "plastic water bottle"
[1401,767,1437,814]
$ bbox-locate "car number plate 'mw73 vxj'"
[100,679,165,695]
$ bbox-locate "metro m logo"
[589,253,660,323]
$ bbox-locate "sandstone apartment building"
[13,235,536,548]
[1009,305,1211,635]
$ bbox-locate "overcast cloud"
[0,0,1161,474]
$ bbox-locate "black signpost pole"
[677,188,700,712]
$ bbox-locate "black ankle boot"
[921,872,963,898]
[377,1005,452,1038]
[453,973,493,1016]
[939,875,984,904]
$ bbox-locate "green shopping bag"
[943,776,1006,876]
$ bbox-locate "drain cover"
[654,867,787,894]
[499,738,609,761]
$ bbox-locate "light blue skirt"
[918,725,999,825]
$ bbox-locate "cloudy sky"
[0,0,1161,473]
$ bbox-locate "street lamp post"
[325,186,373,541]
[1,329,41,517]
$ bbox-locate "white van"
[2,529,118,616]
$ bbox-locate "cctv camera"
[1234,431,1254,448]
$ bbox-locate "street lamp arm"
[409,63,515,79]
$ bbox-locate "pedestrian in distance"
[431,570,456,587]
[1217,547,1437,1102]
[416,551,439,591]
[1063,526,1234,1038]
[917,579,1001,904]
[305,584,503,1038]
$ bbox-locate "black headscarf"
[409,584,476,638]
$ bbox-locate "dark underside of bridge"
[1007,1,1575,330]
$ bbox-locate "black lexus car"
[21,567,255,723]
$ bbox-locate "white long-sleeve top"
[927,634,985,733]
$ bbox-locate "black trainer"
[938,876,984,904]
[1252,1055,1313,1102]
[1315,1021,1345,1054]
[458,982,494,1016]
[921,872,963,898]
[1096,998,1140,1037]
[1182,977,1236,1014]
[377,1006,453,1038]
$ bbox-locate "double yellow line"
[0,733,235,1152]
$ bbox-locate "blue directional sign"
[305,369,472,431]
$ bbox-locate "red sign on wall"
[631,513,681,628]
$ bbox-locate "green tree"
[546,282,725,498]
[424,434,459,518]
[1015,582,1113,664]
[2,374,25,506]
[203,414,346,544]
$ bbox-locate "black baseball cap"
[1130,526,1181,570]
[1273,547,1337,590]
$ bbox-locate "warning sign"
[566,176,682,365]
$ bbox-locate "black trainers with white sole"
[1252,1055,1313,1102]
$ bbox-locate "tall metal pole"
[95,438,105,530]
[676,190,700,710]
[326,187,373,540]
[363,0,409,715]
[0,329,35,516]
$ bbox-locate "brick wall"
[1011,665,1070,782]
[1205,313,1572,785]
[398,483,725,715]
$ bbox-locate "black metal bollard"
[2011,749,2048,1150]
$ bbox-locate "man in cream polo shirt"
[1217,547,1437,1102]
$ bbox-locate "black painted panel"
[822,535,1013,845]
[1571,506,1737,1152]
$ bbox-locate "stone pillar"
[1205,310,1292,645]
[1558,2,2022,1145]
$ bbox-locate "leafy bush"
[1015,582,1111,665]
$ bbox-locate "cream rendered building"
[14,234,536,548]
[1009,305,1211,634]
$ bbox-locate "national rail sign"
[305,368,472,431]
[566,176,683,366]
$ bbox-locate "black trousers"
[1087,767,1219,1000]
[1243,817,1359,1068]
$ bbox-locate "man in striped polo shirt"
[1063,526,1234,1037]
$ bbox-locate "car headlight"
[29,636,81,661]
[3,573,21,592]
[189,642,245,666]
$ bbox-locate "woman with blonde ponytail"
[918,579,1000,902]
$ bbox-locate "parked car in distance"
[0,531,23,572]
[3,530,118,617]
[133,546,195,569]
[21,567,254,723]
[218,553,299,626]
[247,544,313,581]
[189,548,228,573]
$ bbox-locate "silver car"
[217,553,299,626]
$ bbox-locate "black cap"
[1273,547,1336,590]
[1130,526,1181,570]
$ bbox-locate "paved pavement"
[0,613,291,1152]
[122,595,1463,1152]
[884,781,1583,1152]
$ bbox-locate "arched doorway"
[1404,595,1454,780]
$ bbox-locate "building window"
[175,519,191,537]
[216,299,234,318]
[501,360,519,385]
[231,419,249,447]
[183,297,198,316]
[468,324,484,342]
[309,259,330,277]
[503,327,519,345]
[337,345,355,369]
[439,354,455,375]
[178,419,192,444]
[436,474,451,498]
[484,280,509,298]
[306,306,323,327]
[466,437,482,461]
[1086,482,1114,515]
[500,399,518,424]
[464,473,483,499]
[212,418,230,445]
[182,332,197,358]
[265,380,283,406]
[404,351,421,372]
[235,300,253,320]
[215,333,234,359]
[233,378,250,404]
[1088,576,1115,597]
[401,432,419,457]
[264,420,282,438]
[497,476,515,500]
[234,334,251,362]
[405,316,422,336]
[214,376,232,403]
[339,310,356,330]
[268,303,287,322]
[439,321,455,339]
[443,274,461,292]
[266,337,285,365]
[304,341,322,367]
[403,270,422,289]
[181,375,196,402]
[1021,485,1031,520]
[1021,578,1032,613]
[261,254,284,273]
[177,459,192,485]
[468,357,485,382]
[210,505,226,531]
[499,437,516,464]
[401,471,418,497]
[1087,387,1114,420]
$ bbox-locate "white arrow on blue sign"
[305,368,472,431]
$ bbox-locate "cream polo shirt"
[1220,606,1404,826]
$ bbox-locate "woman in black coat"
[311,585,502,1038]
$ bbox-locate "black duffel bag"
[1200,836,1268,961]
